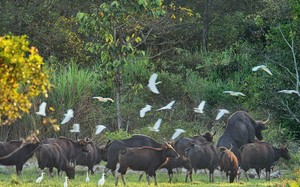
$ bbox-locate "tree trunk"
[202,0,211,51]
[115,68,122,131]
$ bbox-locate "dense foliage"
[0,0,299,147]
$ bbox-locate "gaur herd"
[0,111,291,185]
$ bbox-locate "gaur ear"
[164,142,170,149]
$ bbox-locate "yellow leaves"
[0,34,51,125]
[52,125,60,132]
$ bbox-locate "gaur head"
[202,131,216,142]
[65,162,76,179]
[163,142,179,158]
[280,147,291,160]
[254,113,270,140]
[77,138,92,153]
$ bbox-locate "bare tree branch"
[279,27,300,92]
[280,100,300,123]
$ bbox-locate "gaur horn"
[229,142,233,151]
[263,112,271,124]
[212,130,216,136]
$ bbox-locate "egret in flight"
[194,101,206,113]
[252,65,273,76]
[216,109,230,120]
[148,73,161,94]
[140,104,152,117]
[93,96,114,102]
[148,119,162,132]
[171,129,186,140]
[61,109,74,124]
[36,102,47,116]
[70,123,80,133]
[223,91,245,97]
[157,100,176,111]
[95,125,107,135]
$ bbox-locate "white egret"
[36,102,47,116]
[95,125,107,135]
[60,109,74,124]
[93,96,114,102]
[86,171,90,183]
[223,91,245,97]
[148,119,162,132]
[252,65,273,76]
[70,123,80,133]
[147,73,161,94]
[157,100,176,111]
[64,177,68,187]
[140,104,152,117]
[98,173,105,186]
[171,129,186,140]
[278,89,300,96]
[194,101,206,113]
[35,172,44,184]
[216,109,230,120]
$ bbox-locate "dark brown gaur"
[116,142,179,186]
[0,138,40,175]
[103,134,162,176]
[217,111,269,163]
[240,142,290,181]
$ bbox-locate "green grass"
[0,166,298,187]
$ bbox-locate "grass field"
[0,164,299,187]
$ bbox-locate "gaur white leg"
[121,174,126,185]
[115,173,120,186]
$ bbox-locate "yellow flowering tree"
[0,35,51,125]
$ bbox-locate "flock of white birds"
[143,64,299,139]
[35,97,110,185]
[33,64,298,185]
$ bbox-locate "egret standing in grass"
[194,101,206,113]
[64,177,68,187]
[147,73,161,94]
[252,65,273,76]
[35,172,44,184]
[157,100,176,111]
[86,171,90,183]
[216,109,230,120]
[148,118,162,132]
[98,173,105,186]
[61,109,74,124]
[36,102,47,116]
[140,104,152,117]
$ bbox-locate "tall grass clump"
[45,63,103,138]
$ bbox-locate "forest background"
[0,0,300,168]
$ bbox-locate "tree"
[77,0,166,130]
[0,35,51,125]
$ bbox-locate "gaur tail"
[119,148,127,154]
